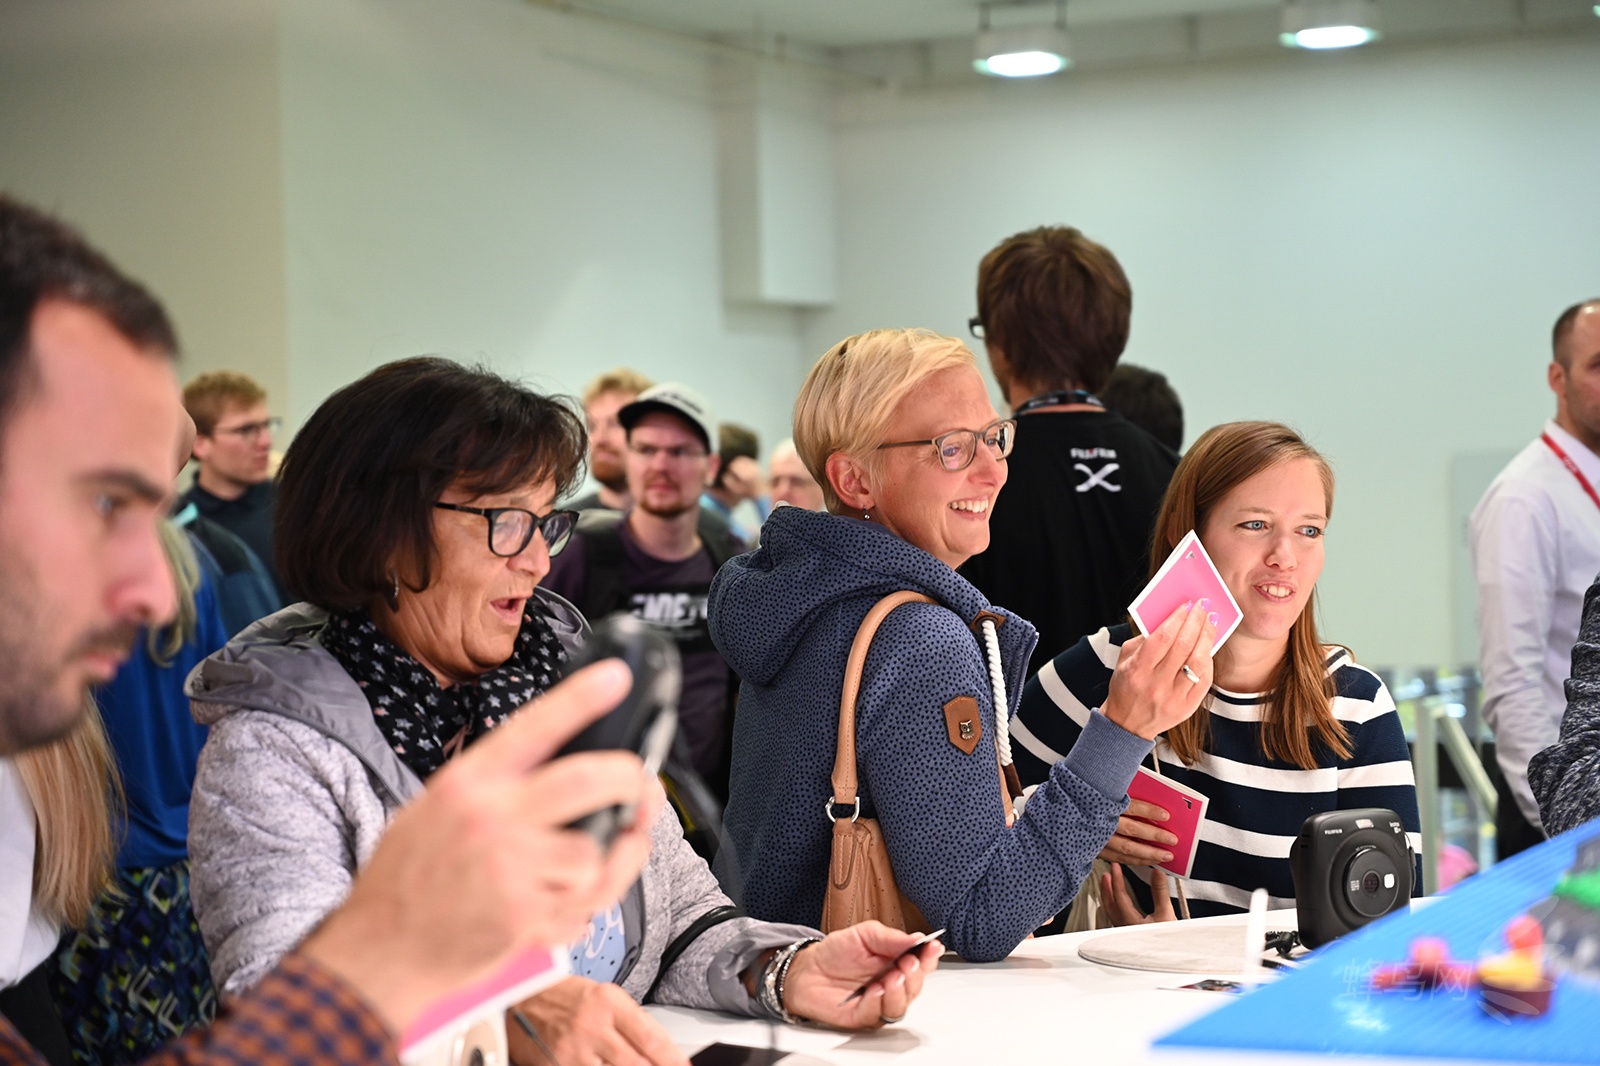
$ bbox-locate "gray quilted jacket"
[185,594,815,1014]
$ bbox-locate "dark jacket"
[1531,576,1600,834]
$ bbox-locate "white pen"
[1241,887,1268,985]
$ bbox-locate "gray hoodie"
[186,594,814,1014]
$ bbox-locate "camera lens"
[1344,846,1400,918]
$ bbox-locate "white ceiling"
[560,0,1284,49]
[533,0,1599,74]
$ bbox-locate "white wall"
[0,0,289,401]
[0,0,809,459]
[276,0,807,445]
[809,35,1600,668]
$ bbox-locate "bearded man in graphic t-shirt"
[543,382,744,802]
[959,226,1179,677]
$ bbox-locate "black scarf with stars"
[320,603,568,781]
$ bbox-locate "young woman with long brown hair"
[1011,420,1421,922]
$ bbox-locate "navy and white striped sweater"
[1012,625,1422,916]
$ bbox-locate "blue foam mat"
[1155,819,1600,1063]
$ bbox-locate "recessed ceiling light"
[974,10,1071,79]
[1280,0,1382,51]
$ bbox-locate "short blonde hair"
[794,329,977,513]
[183,370,267,435]
[582,368,654,407]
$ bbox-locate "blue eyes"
[1236,519,1324,538]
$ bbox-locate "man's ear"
[825,451,874,514]
[984,341,1010,394]
[703,453,722,491]
[1549,359,1567,398]
[191,433,214,465]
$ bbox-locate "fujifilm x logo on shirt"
[1070,446,1121,493]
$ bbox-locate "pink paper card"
[1126,766,1210,879]
[399,944,568,1065]
[1128,529,1242,654]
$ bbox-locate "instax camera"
[1289,808,1412,949]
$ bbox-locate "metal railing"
[1382,668,1499,894]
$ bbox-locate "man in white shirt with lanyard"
[1471,298,1600,857]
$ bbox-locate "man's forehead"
[24,300,183,457]
[1572,307,1600,345]
[212,399,269,424]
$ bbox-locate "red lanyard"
[1542,432,1600,512]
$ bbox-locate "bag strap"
[830,591,937,813]
[644,903,745,1002]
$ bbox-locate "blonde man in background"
[181,371,282,598]
[568,368,654,512]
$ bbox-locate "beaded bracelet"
[757,937,823,1023]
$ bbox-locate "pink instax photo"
[1126,767,1209,878]
[1128,530,1242,653]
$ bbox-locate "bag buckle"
[824,797,862,823]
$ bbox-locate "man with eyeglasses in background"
[959,226,1179,679]
[181,370,284,598]
[544,383,745,807]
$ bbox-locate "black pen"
[837,928,946,1007]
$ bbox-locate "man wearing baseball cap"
[545,383,746,804]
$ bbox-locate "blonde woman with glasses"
[710,328,1216,962]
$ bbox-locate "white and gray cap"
[618,382,716,451]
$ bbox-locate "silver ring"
[1181,665,1201,684]
[879,1013,905,1025]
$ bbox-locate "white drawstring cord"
[980,618,1011,768]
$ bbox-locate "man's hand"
[301,661,659,1035]
[778,922,942,1029]
[1101,602,1217,740]
[1099,799,1177,866]
[508,977,688,1066]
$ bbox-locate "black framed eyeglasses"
[967,316,985,340]
[213,416,282,441]
[876,418,1016,472]
[433,503,578,558]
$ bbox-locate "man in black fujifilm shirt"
[181,371,284,599]
[959,226,1179,677]
[543,382,743,802]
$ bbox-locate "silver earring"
[863,510,871,521]
[384,570,400,610]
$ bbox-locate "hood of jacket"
[709,505,1021,687]
[184,589,588,805]
[185,588,587,725]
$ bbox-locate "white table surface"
[647,911,1304,1065]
